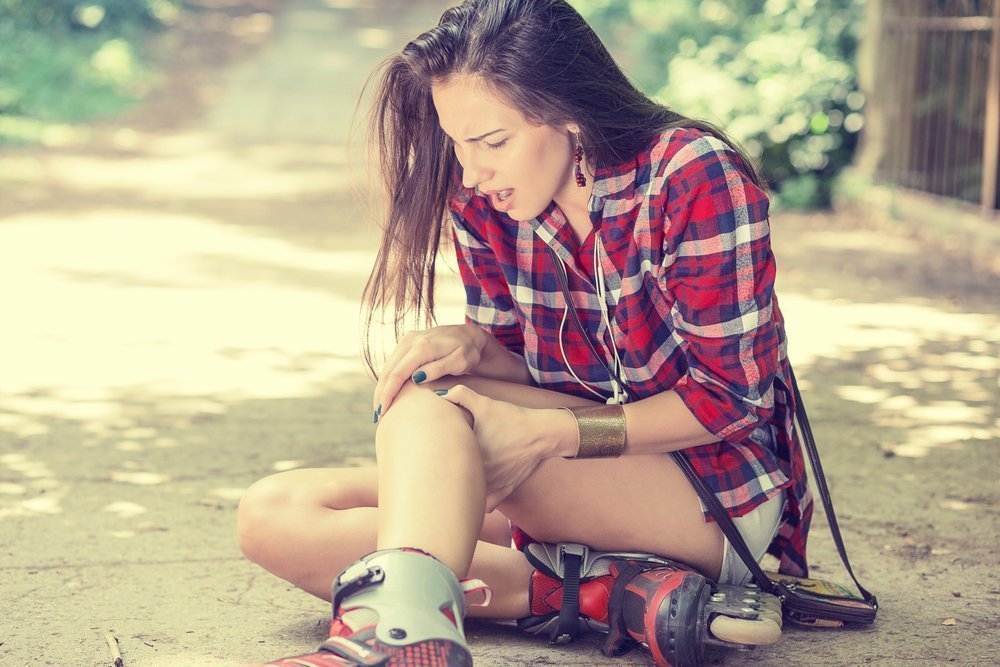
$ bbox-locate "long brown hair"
[361,0,764,376]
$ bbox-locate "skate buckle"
[340,562,384,587]
[555,542,589,577]
[333,563,385,610]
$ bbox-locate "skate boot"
[516,542,782,667]
[255,548,491,667]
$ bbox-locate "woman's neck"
[553,161,596,244]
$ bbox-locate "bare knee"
[237,473,295,565]
[374,380,473,461]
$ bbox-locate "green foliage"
[572,0,866,209]
[0,0,181,144]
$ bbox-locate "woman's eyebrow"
[464,128,506,142]
[445,127,504,144]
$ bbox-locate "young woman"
[237,1,812,665]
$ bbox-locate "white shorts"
[717,488,785,586]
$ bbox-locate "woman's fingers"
[435,384,481,417]
[372,333,415,412]
[412,348,467,386]
[375,342,455,417]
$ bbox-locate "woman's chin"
[506,205,542,222]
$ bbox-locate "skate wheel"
[709,615,782,646]
[758,595,783,629]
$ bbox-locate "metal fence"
[875,0,999,213]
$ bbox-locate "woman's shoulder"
[645,126,753,182]
[626,126,763,211]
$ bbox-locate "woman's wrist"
[534,408,580,458]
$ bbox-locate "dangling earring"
[574,134,587,188]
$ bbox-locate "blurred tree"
[572,0,866,209]
[0,0,180,143]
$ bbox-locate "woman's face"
[431,75,577,221]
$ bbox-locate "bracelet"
[560,404,626,459]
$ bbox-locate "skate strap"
[319,636,389,666]
[552,545,583,643]
[523,542,680,644]
[523,541,680,580]
[460,578,493,607]
[600,562,648,658]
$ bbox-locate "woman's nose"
[461,156,491,190]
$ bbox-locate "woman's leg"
[238,467,534,619]
[420,375,726,580]
[240,374,723,620]
[371,380,487,576]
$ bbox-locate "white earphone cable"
[554,239,628,404]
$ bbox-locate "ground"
[0,1,997,665]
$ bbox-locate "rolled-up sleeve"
[449,205,525,355]
[658,136,778,443]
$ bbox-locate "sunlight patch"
[104,501,148,518]
[905,402,990,425]
[20,496,62,514]
[834,385,889,404]
[210,487,246,500]
[110,471,170,485]
[939,499,973,511]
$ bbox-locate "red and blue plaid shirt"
[448,127,812,577]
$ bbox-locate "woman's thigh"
[423,375,724,579]
[499,454,724,579]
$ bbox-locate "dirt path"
[0,1,997,665]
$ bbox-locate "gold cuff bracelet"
[560,404,627,459]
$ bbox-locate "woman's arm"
[541,133,777,460]
[541,390,717,458]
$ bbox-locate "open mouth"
[487,188,516,212]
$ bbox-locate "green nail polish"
[412,371,427,383]
[434,389,448,396]
[373,411,378,423]
[377,404,382,414]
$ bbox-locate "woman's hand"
[373,324,491,418]
[436,384,562,511]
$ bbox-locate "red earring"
[574,134,587,188]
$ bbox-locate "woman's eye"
[485,139,508,151]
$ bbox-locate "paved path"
[1,1,997,665]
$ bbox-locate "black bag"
[671,365,878,627]
[549,246,878,626]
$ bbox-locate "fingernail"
[412,371,426,383]
[434,389,448,396]
[373,410,378,423]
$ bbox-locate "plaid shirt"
[448,127,812,577]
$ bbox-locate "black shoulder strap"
[781,365,876,603]
[547,245,874,603]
